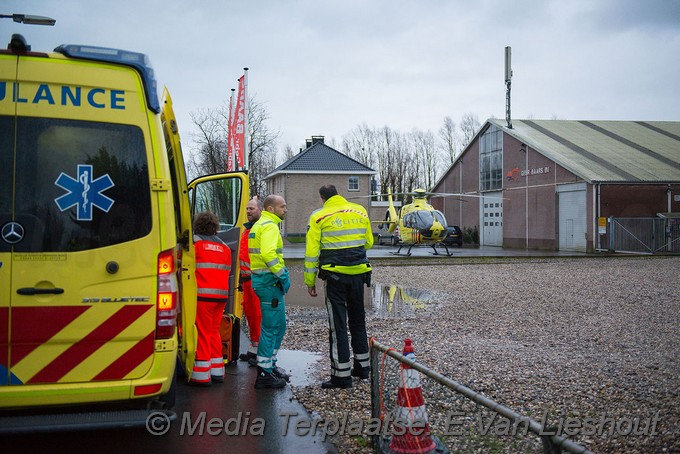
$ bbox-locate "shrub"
[463,226,479,245]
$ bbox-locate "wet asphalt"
[4,244,588,454]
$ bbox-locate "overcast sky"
[4,0,680,158]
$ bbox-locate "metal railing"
[370,338,593,454]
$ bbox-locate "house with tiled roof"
[431,119,680,253]
[263,136,378,238]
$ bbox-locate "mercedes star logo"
[1,222,25,244]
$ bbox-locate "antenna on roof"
[505,46,513,129]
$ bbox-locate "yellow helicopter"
[360,188,464,256]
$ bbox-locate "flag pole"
[227,88,236,171]
[243,67,249,170]
[229,87,237,220]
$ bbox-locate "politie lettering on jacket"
[331,215,368,228]
[0,82,126,109]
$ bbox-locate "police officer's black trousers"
[323,273,369,382]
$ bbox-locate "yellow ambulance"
[0,33,247,430]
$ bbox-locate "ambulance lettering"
[82,297,151,303]
[55,164,115,221]
[0,81,125,109]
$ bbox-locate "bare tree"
[186,106,229,179]
[246,97,280,198]
[342,123,379,170]
[438,116,459,164]
[340,112,482,198]
[186,96,279,198]
[280,144,296,163]
[459,112,481,150]
[342,125,439,199]
[409,128,440,190]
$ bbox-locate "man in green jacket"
[249,194,290,389]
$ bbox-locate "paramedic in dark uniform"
[304,184,373,389]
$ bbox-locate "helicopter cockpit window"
[433,210,447,227]
[402,211,434,230]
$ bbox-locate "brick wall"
[266,173,376,239]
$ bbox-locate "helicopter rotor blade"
[429,192,508,200]
[347,190,508,202]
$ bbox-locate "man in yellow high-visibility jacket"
[305,184,373,389]
[249,194,290,389]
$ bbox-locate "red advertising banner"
[232,75,246,170]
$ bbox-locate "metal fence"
[601,217,680,254]
[369,338,592,454]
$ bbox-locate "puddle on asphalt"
[370,283,441,317]
[275,349,323,387]
[286,266,442,315]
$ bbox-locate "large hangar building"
[431,119,680,252]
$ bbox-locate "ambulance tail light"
[156,249,178,339]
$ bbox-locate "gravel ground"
[279,256,680,453]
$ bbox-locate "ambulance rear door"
[161,88,249,379]
[189,172,249,317]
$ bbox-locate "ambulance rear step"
[0,408,176,434]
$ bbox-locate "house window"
[479,124,503,191]
[348,176,359,191]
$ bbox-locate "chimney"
[305,139,312,149]
[311,135,324,145]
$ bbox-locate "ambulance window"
[13,117,151,252]
[192,179,244,231]
[0,116,13,253]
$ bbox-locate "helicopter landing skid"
[393,243,453,256]
[393,244,414,256]
[431,243,453,256]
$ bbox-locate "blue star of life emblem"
[54,164,115,221]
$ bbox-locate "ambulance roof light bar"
[0,14,56,26]
[54,44,160,113]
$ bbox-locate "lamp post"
[0,14,56,26]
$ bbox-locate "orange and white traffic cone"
[389,338,437,454]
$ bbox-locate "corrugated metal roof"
[489,119,680,183]
[265,142,375,179]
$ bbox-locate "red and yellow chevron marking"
[3,305,155,385]
[0,308,8,369]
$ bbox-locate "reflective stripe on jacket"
[194,234,232,303]
[304,195,373,287]
[239,221,254,283]
[249,211,285,287]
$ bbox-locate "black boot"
[255,368,286,389]
[272,366,290,383]
[239,351,256,362]
[321,377,352,389]
[351,367,369,379]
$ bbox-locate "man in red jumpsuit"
[238,197,263,366]
[190,211,232,386]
